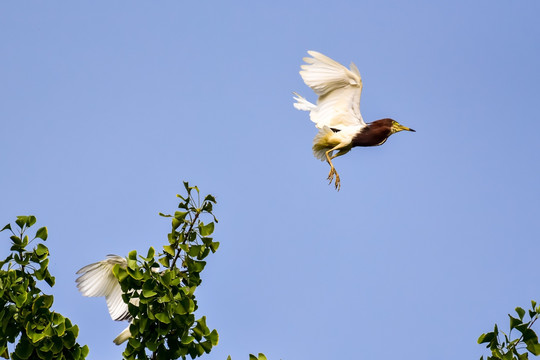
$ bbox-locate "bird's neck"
[352,122,392,147]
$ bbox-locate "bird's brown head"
[353,118,415,148]
[386,118,416,134]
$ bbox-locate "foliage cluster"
[113,182,220,360]
[0,216,88,360]
[0,184,267,360]
[479,301,540,360]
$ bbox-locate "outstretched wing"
[76,255,131,321]
[299,51,365,129]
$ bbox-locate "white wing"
[298,51,365,129]
[76,255,131,321]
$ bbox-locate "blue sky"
[1,1,540,359]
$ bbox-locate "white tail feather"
[292,92,316,111]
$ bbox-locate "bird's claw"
[327,168,335,183]
[327,168,341,191]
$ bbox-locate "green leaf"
[249,355,258,360]
[516,323,529,334]
[179,244,189,253]
[33,295,54,311]
[159,293,171,302]
[1,223,11,232]
[194,316,209,337]
[516,307,526,320]
[257,354,267,360]
[202,202,213,213]
[43,324,54,337]
[478,332,495,344]
[155,312,171,324]
[181,335,195,344]
[175,302,187,315]
[38,258,50,271]
[16,216,27,228]
[522,328,538,343]
[142,289,157,298]
[501,351,514,360]
[200,339,213,353]
[183,181,190,193]
[44,274,55,287]
[509,315,522,330]
[50,336,63,354]
[35,227,48,241]
[26,325,46,343]
[13,291,28,307]
[172,218,182,230]
[527,342,540,355]
[174,211,188,221]
[27,216,37,227]
[144,246,155,261]
[35,243,49,257]
[207,329,219,346]
[127,258,137,270]
[54,321,66,337]
[210,241,220,253]
[11,235,22,245]
[159,256,170,268]
[160,271,172,286]
[188,245,202,257]
[52,313,64,326]
[199,222,214,237]
[81,345,89,357]
[127,267,143,280]
[188,260,206,273]
[128,250,137,260]
[113,265,129,282]
[159,212,172,218]
[163,245,175,256]
[14,338,34,359]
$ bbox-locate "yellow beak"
[395,123,416,132]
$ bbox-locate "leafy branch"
[479,300,540,360]
[0,216,88,360]
[113,182,220,360]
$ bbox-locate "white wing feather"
[296,51,365,129]
[76,255,131,322]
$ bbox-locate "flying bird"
[76,255,135,345]
[293,51,415,190]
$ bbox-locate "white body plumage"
[293,51,414,190]
[293,51,366,161]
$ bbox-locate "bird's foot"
[327,167,336,183]
[334,173,341,191]
[327,168,341,191]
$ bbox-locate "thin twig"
[171,210,200,269]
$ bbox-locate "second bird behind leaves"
[293,50,415,191]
